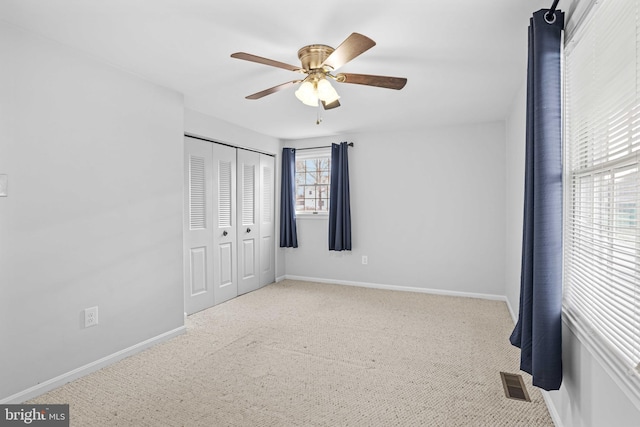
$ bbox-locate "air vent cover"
[500,372,531,402]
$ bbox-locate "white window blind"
[564,0,640,394]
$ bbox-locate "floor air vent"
[500,372,531,402]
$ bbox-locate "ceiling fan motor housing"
[297,45,334,71]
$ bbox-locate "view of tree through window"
[295,157,330,213]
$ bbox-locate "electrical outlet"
[362,255,368,265]
[84,306,99,328]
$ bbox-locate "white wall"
[0,23,185,401]
[283,122,506,298]
[183,109,285,279]
[504,83,527,316]
[184,109,281,156]
[504,81,640,427]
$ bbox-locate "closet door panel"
[237,149,260,294]
[184,137,214,314]
[259,154,275,286]
[242,240,256,277]
[212,144,238,305]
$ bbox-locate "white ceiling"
[0,0,570,140]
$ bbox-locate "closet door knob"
[246,228,251,233]
[222,230,228,236]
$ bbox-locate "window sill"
[296,213,328,220]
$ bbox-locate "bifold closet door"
[184,137,215,315]
[212,143,238,305]
[237,149,260,294]
[184,137,239,314]
[259,154,275,286]
[185,137,275,313]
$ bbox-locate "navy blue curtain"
[279,148,298,248]
[509,9,564,391]
[328,142,351,251]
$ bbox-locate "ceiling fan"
[231,33,407,110]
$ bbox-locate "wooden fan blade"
[231,52,302,72]
[245,81,300,100]
[321,33,376,70]
[321,99,341,110]
[335,73,407,90]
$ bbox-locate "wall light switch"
[0,175,7,197]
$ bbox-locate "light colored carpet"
[30,280,553,426]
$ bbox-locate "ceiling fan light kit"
[295,74,340,107]
[231,33,407,112]
[316,78,340,103]
[295,80,319,106]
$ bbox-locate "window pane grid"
[295,155,330,213]
[565,164,640,366]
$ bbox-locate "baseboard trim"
[284,275,509,303]
[541,390,563,427]
[1,326,186,404]
[505,298,518,324]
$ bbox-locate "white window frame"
[294,148,331,217]
[562,0,640,409]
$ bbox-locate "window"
[564,0,640,403]
[295,148,331,214]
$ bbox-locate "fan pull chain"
[316,104,323,125]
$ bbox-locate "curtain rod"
[545,0,560,22]
[295,142,354,151]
